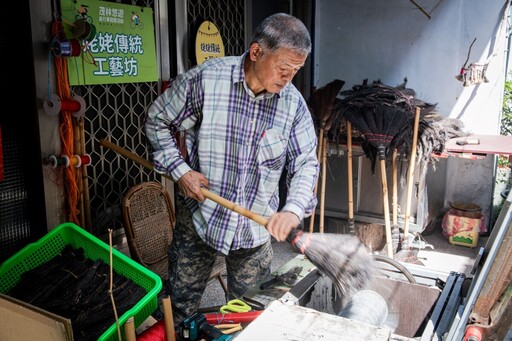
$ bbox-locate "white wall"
[314,0,510,229]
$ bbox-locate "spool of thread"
[48,155,70,168]
[70,154,92,168]
[62,95,87,117]
[51,38,81,57]
[85,23,97,41]
[43,94,61,116]
[71,20,97,41]
[338,290,389,327]
[43,94,86,117]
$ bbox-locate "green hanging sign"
[60,0,158,85]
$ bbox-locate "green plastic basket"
[0,222,162,341]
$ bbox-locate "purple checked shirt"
[145,52,319,255]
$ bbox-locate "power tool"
[179,311,234,341]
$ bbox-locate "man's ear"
[249,43,262,61]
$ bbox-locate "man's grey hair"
[251,13,311,55]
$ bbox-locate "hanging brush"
[99,139,374,298]
[307,79,345,233]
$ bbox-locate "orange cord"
[53,20,80,225]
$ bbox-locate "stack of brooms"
[328,78,467,258]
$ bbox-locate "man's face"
[250,44,307,94]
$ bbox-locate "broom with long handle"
[402,107,421,248]
[344,105,411,258]
[307,80,345,234]
[99,139,374,297]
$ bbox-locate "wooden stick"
[309,128,324,233]
[319,135,328,233]
[347,121,355,233]
[380,159,393,258]
[392,148,398,227]
[403,107,421,247]
[108,228,122,341]
[73,119,85,228]
[79,117,92,230]
[99,139,269,227]
[124,316,136,341]
[162,296,176,341]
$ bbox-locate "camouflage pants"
[167,196,273,326]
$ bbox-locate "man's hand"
[266,211,301,242]
[177,170,209,202]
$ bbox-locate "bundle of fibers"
[391,110,469,171]
[287,229,375,298]
[8,245,146,341]
[331,79,414,173]
[308,79,345,133]
[331,78,416,174]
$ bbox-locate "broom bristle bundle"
[288,230,374,298]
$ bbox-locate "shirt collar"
[235,51,279,100]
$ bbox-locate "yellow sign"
[195,21,225,65]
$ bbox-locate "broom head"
[287,229,374,298]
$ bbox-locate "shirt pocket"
[257,129,286,170]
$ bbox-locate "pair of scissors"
[220,299,252,313]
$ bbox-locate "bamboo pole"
[124,316,136,341]
[162,296,176,341]
[380,159,393,258]
[403,107,421,248]
[392,148,398,227]
[73,118,85,228]
[319,135,328,233]
[79,117,92,230]
[309,127,324,233]
[347,121,355,234]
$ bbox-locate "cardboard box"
[0,294,73,341]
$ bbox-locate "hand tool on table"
[179,311,233,341]
[204,311,263,325]
[241,295,266,310]
[100,139,375,297]
[259,265,303,290]
[220,299,252,314]
[214,323,242,335]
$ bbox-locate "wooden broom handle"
[347,121,355,230]
[403,107,421,242]
[380,158,393,258]
[319,135,328,233]
[309,127,324,233]
[99,139,269,227]
[392,149,398,226]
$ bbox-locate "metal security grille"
[0,122,32,262]
[186,0,245,69]
[73,0,159,237]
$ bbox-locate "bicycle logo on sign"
[130,12,144,29]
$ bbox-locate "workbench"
[235,299,394,341]
[236,255,427,341]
